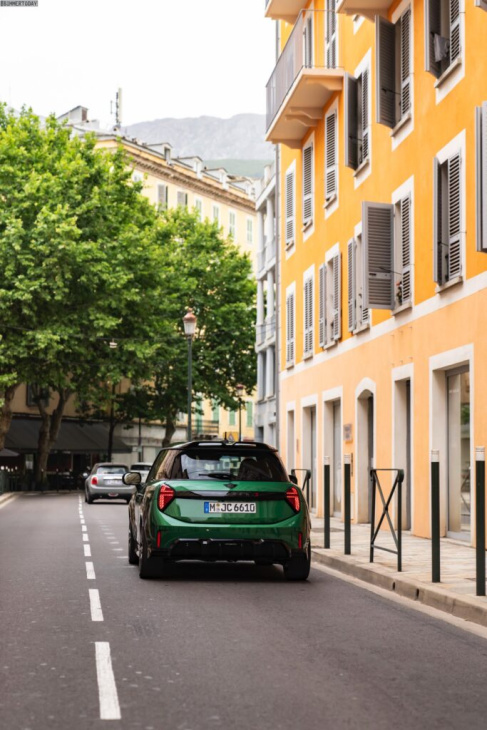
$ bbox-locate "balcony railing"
[266,10,343,146]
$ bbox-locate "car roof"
[95,462,128,468]
[166,440,278,452]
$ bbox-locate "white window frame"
[156,183,168,211]
[424,0,465,102]
[325,102,339,217]
[325,0,338,69]
[285,161,296,250]
[177,190,188,208]
[348,231,370,333]
[246,217,254,245]
[433,131,466,290]
[345,51,372,189]
[213,205,220,225]
[324,244,341,347]
[476,102,487,252]
[302,137,314,232]
[194,197,203,219]
[303,266,315,359]
[228,210,236,239]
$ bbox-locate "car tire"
[128,526,139,565]
[283,545,311,581]
[138,532,160,579]
[86,491,94,504]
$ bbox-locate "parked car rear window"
[170,449,288,482]
[97,466,127,474]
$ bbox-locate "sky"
[0,0,276,126]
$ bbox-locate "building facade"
[265,0,487,542]
[255,162,278,446]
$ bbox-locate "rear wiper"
[198,472,235,480]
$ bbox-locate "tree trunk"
[35,388,71,487]
[0,384,19,452]
[162,417,177,447]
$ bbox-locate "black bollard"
[476,448,486,597]
[431,451,440,583]
[324,458,330,549]
[344,455,351,555]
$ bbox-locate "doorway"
[394,378,412,530]
[447,367,471,540]
[333,401,342,515]
[357,388,375,523]
[303,405,317,510]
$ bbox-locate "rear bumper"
[87,485,134,499]
[151,538,294,563]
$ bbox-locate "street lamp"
[237,383,245,442]
[183,308,197,442]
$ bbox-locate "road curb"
[311,548,487,629]
[0,492,18,507]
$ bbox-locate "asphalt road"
[2,492,487,730]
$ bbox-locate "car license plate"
[204,502,256,514]
[108,492,119,497]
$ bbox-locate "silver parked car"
[84,463,132,504]
[130,462,152,484]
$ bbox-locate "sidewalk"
[311,515,487,628]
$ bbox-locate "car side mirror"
[289,474,298,485]
[123,471,142,486]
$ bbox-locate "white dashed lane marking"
[95,642,121,720]
[84,544,91,558]
[83,534,89,542]
[89,589,104,622]
[85,562,96,580]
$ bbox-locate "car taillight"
[91,476,98,485]
[158,484,175,512]
[285,486,300,513]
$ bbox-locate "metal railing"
[369,468,405,572]
[266,9,327,131]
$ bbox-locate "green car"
[125,440,311,581]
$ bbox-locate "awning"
[0,448,19,458]
[5,418,130,454]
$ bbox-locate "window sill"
[434,56,463,89]
[285,240,294,250]
[353,157,370,178]
[435,275,463,293]
[392,301,412,315]
[302,219,313,232]
[390,111,412,138]
[286,361,295,370]
[324,193,337,209]
[352,322,370,335]
[323,340,338,350]
[303,351,314,361]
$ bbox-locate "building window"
[303,271,314,359]
[247,218,253,244]
[361,197,412,310]
[345,67,370,171]
[177,191,188,208]
[434,152,462,285]
[246,401,253,428]
[319,253,341,346]
[213,205,220,225]
[476,102,487,252]
[376,8,411,129]
[132,172,143,183]
[303,10,313,67]
[229,410,236,427]
[302,141,314,228]
[347,235,369,332]
[157,184,168,211]
[286,287,295,367]
[229,211,236,238]
[325,0,337,68]
[194,198,203,219]
[212,402,219,422]
[425,0,461,79]
[285,167,295,247]
[325,110,338,203]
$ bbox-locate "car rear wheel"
[128,526,139,565]
[138,532,161,579]
[85,491,94,504]
[283,545,311,581]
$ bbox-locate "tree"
[0,106,165,481]
[143,207,257,445]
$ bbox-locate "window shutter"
[376,16,396,128]
[325,112,337,200]
[360,69,370,164]
[326,0,337,68]
[345,74,359,169]
[319,264,326,347]
[303,144,313,225]
[285,170,295,245]
[400,10,411,118]
[476,103,487,252]
[448,153,461,279]
[347,239,357,332]
[475,0,487,11]
[177,191,188,207]
[450,0,461,63]
[400,197,412,303]
[304,277,314,356]
[363,202,394,309]
[332,254,341,341]
[425,0,441,78]
[433,158,446,284]
[157,184,168,210]
[286,292,295,365]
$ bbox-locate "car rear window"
[170,449,288,482]
[131,464,151,471]
[97,466,127,474]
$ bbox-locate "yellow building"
[265,0,487,543]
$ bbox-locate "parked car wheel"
[138,532,160,579]
[283,545,311,581]
[128,527,139,565]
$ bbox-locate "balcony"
[336,0,392,21]
[266,10,344,147]
[265,0,305,23]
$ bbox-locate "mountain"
[123,114,273,164]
